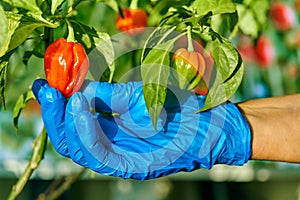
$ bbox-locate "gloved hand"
[32,79,252,180]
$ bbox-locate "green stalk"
[37,168,87,200]
[187,26,194,52]
[66,19,76,42]
[7,25,54,200]
[129,0,139,9]
[7,128,48,200]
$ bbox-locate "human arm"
[237,94,300,163]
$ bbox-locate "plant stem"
[7,127,48,200]
[67,0,74,13]
[66,19,76,42]
[129,0,139,9]
[108,65,114,83]
[187,26,194,52]
[36,168,87,200]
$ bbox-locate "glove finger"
[65,93,89,167]
[66,92,121,175]
[80,81,143,114]
[32,79,47,104]
[32,79,70,157]
[65,92,118,167]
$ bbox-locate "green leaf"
[200,37,244,111]
[97,0,119,13]
[201,62,243,111]
[236,0,269,37]
[71,20,98,51]
[13,90,35,133]
[236,4,258,37]
[0,11,21,57]
[26,12,59,28]
[0,61,8,109]
[22,51,34,66]
[94,31,115,83]
[141,26,177,63]
[0,5,9,57]
[8,22,45,52]
[211,38,240,81]
[251,0,269,27]
[141,38,176,129]
[194,0,236,16]
[51,0,65,14]
[4,0,42,14]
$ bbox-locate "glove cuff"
[216,102,252,166]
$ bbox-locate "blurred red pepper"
[172,48,206,93]
[255,35,275,68]
[270,2,295,32]
[116,8,148,35]
[44,38,89,98]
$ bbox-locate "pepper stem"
[187,26,194,52]
[67,0,74,13]
[66,19,76,42]
[129,0,138,9]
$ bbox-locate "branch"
[7,127,48,200]
[37,167,87,200]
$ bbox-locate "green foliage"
[0,0,282,197]
[3,0,42,14]
[201,38,244,111]
[0,0,254,129]
[51,0,65,14]
[141,32,182,128]
[236,0,269,37]
[0,5,9,57]
[193,0,236,16]
[0,61,8,109]
[140,0,245,126]
[0,11,21,58]
[13,90,35,133]
[94,31,115,83]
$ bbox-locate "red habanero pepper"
[44,38,89,98]
[172,48,206,92]
[116,8,148,35]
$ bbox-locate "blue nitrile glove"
[32,79,252,180]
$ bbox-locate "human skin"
[236,94,300,163]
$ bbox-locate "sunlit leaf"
[141,26,177,63]
[94,31,115,83]
[13,90,35,133]
[251,0,269,26]
[211,38,240,81]
[71,20,98,51]
[193,0,236,16]
[236,4,258,37]
[51,0,65,14]
[141,38,176,129]
[200,37,244,111]
[4,0,42,14]
[8,23,45,52]
[0,11,21,57]
[0,5,9,57]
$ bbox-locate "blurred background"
[1,0,300,199]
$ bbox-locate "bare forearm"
[237,94,300,163]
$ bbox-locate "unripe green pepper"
[171,48,206,90]
[44,38,89,98]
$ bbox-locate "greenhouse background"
[1,0,300,199]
